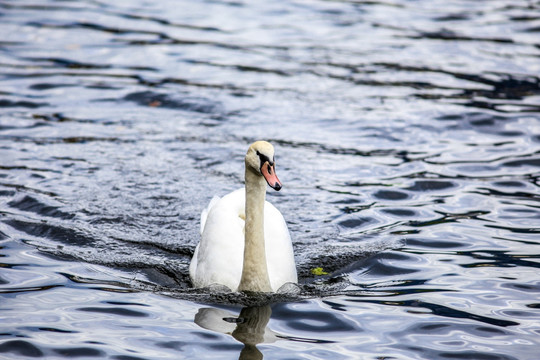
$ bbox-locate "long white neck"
[238,167,272,292]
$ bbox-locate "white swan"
[189,141,297,292]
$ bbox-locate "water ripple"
[1,0,540,358]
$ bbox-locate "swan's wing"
[192,194,223,283]
[192,189,246,290]
[200,195,221,235]
[264,201,298,288]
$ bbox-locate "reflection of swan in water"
[195,306,274,360]
[231,307,273,360]
[195,305,332,360]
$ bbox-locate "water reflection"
[194,304,333,360]
[195,306,275,360]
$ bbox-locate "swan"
[189,141,297,292]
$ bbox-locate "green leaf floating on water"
[311,267,328,276]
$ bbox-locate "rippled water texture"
[1,0,540,359]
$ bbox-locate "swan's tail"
[200,195,221,235]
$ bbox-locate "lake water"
[1,0,540,359]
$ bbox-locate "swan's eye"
[256,151,272,169]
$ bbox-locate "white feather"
[189,188,297,292]
[200,195,221,235]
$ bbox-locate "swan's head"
[246,141,282,191]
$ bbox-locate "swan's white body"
[189,188,297,292]
[189,141,297,292]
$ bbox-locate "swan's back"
[189,188,297,291]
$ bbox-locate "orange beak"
[261,161,281,191]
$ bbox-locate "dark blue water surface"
[1,0,540,359]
